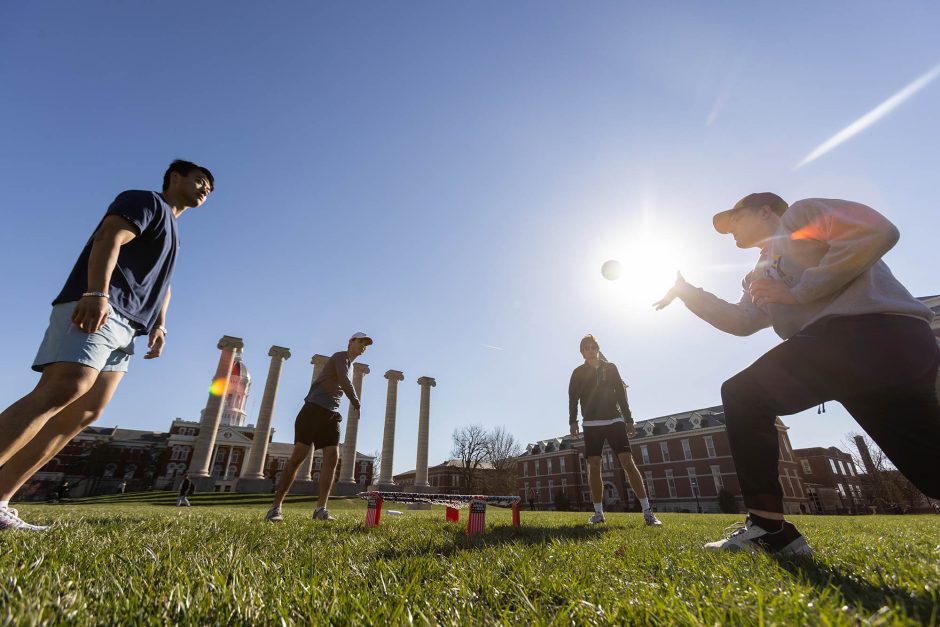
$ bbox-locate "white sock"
[593,502,603,515]
[0,500,8,509]
[640,498,650,511]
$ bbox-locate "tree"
[484,425,523,494]
[845,432,930,512]
[451,424,489,493]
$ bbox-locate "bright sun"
[598,235,686,310]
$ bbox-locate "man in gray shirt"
[265,332,372,522]
[655,193,938,556]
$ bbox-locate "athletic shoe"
[589,512,605,524]
[0,506,48,532]
[265,506,283,522]
[644,510,663,526]
[313,506,336,521]
[704,517,813,556]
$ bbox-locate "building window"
[644,471,656,497]
[704,435,716,458]
[838,460,847,475]
[548,480,554,496]
[660,442,670,462]
[687,467,697,492]
[231,449,241,463]
[665,469,677,498]
[277,458,286,471]
[829,459,839,475]
[640,445,650,464]
[535,481,541,501]
[534,460,539,476]
[559,457,566,473]
[547,459,553,475]
[836,483,846,498]
[847,463,856,477]
[711,465,724,491]
[523,481,529,499]
[799,459,811,474]
[561,479,567,492]
[523,462,528,477]
[681,439,692,460]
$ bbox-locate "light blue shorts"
[32,302,141,373]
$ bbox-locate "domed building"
[220,354,251,427]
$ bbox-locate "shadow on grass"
[370,522,611,560]
[776,558,938,623]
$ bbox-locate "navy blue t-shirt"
[54,190,179,333]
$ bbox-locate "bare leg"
[316,446,338,509]
[616,451,648,500]
[0,363,99,467]
[587,456,603,503]
[271,442,311,509]
[0,371,124,501]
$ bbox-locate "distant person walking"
[177,474,193,507]
[568,335,662,527]
[118,480,127,494]
[654,193,940,556]
[265,333,372,523]
[0,160,214,532]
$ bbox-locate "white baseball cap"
[349,332,373,345]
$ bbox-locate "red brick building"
[516,405,807,514]
[793,446,866,514]
[394,459,497,494]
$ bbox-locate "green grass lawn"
[1,495,938,625]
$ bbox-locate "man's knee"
[290,443,311,463]
[322,446,338,467]
[34,365,97,408]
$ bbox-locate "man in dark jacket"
[569,334,661,526]
[177,474,193,507]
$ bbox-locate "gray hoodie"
[676,198,933,339]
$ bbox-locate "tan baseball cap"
[713,192,788,234]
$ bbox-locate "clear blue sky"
[2,2,938,475]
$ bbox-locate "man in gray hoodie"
[654,193,938,556]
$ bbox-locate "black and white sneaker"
[0,506,48,532]
[704,517,812,556]
[643,510,663,526]
[265,506,284,522]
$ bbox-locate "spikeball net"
[356,491,522,534]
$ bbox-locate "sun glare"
[598,235,686,310]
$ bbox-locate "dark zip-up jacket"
[568,361,632,424]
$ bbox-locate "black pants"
[721,314,940,514]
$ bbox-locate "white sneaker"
[704,518,813,556]
[265,506,283,522]
[644,510,663,526]
[0,506,48,532]
[313,506,336,521]
[589,511,605,524]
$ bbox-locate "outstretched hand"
[652,271,687,310]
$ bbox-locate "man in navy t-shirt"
[0,160,214,532]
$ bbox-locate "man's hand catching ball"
[653,271,688,310]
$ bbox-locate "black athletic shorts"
[583,421,631,457]
[294,402,341,449]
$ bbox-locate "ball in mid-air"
[601,259,622,281]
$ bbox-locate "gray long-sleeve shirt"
[677,198,933,339]
[305,351,361,413]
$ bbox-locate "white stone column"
[336,362,370,488]
[242,346,291,480]
[414,376,436,489]
[377,370,404,489]
[299,354,330,482]
[189,336,244,483]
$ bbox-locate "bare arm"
[144,286,170,359]
[71,215,138,333]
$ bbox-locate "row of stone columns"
[189,336,436,493]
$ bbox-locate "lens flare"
[209,377,227,396]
